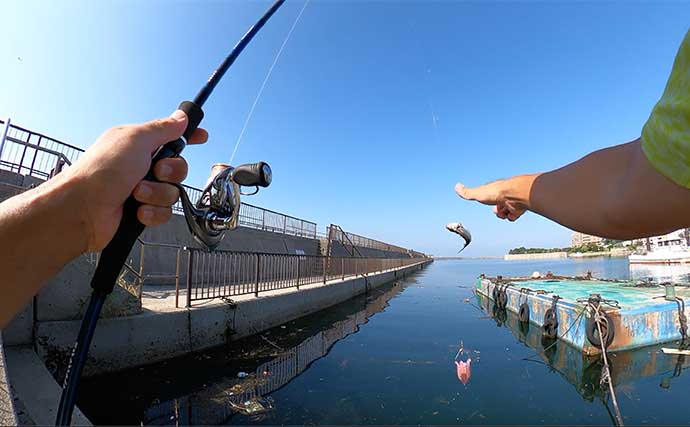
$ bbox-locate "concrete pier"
[0,166,431,424]
[35,260,429,377]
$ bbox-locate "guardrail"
[180,247,426,307]
[0,119,81,179]
[327,224,425,256]
[0,119,318,239]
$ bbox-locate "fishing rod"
[55,1,287,424]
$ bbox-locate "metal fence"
[0,119,318,239]
[182,247,427,307]
[238,202,317,238]
[327,224,414,255]
[0,119,82,179]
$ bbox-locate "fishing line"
[229,0,310,164]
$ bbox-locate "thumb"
[136,110,188,151]
[455,183,477,201]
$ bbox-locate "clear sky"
[1,1,688,256]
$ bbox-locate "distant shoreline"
[504,249,631,261]
[432,256,503,260]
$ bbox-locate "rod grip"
[90,101,203,294]
[232,161,272,187]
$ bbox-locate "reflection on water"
[478,292,690,412]
[80,259,690,425]
[79,281,406,425]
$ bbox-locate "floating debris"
[229,397,274,416]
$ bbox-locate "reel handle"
[232,161,272,187]
[89,101,204,294]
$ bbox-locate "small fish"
[455,358,472,385]
[446,222,472,252]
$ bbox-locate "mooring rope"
[592,301,624,426]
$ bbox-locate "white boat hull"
[629,251,690,264]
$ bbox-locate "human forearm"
[529,139,690,239]
[0,173,88,326]
[0,111,207,328]
[527,142,637,238]
[457,139,690,240]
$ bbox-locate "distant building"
[619,229,690,250]
[571,232,604,248]
[650,229,689,249]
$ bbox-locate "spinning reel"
[178,161,272,250]
[55,0,288,424]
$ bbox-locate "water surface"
[79,258,690,425]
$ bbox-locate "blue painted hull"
[476,278,687,354]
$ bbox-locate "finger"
[507,210,525,222]
[494,205,509,220]
[137,205,173,227]
[188,127,208,145]
[134,110,189,151]
[133,181,180,207]
[455,183,476,201]
[153,157,188,183]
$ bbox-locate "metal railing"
[238,202,317,238]
[181,247,427,307]
[327,224,424,256]
[86,239,182,302]
[0,119,319,239]
[0,120,81,179]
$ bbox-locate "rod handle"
[90,101,204,294]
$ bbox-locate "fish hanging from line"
[455,359,472,385]
[446,222,472,253]
[454,341,472,385]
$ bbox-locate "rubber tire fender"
[586,311,615,348]
[519,302,530,323]
[497,290,508,309]
[543,308,558,339]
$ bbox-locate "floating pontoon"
[476,274,690,354]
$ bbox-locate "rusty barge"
[476,274,690,354]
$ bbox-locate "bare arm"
[0,111,208,327]
[456,139,690,240]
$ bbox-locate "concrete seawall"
[35,260,431,377]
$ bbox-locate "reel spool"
[178,161,272,250]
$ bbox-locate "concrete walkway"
[0,337,17,426]
[141,266,421,311]
[37,260,431,377]
[4,346,91,426]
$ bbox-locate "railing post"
[283,216,287,234]
[255,254,261,297]
[175,248,181,308]
[323,257,327,284]
[0,117,10,161]
[261,209,266,230]
[296,256,301,290]
[186,248,193,308]
[341,258,344,280]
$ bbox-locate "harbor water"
[79,257,690,425]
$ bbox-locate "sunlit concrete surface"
[0,337,18,426]
[35,261,431,377]
[4,346,91,426]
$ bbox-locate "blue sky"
[1,1,688,256]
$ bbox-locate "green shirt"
[642,29,690,188]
